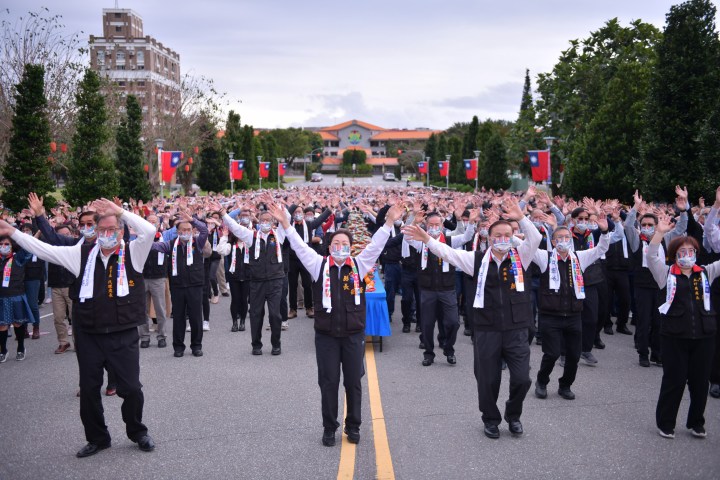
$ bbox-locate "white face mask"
[178,233,192,242]
[330,244,351,264]
[555,240,573,252]
[239,217,251,226]
[97,232,119,249]
[479,228,489,237]
[427,226,442,238]
[305,215,315,222]
[80,226,96,239]
[491,237,512,254]
[293,213,304,222]
[259,222,272,234]
[575,222,588,233]
[641,226,655,237]
[677,254,696,268]
[0,245,11,256]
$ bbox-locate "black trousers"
[229,280,249,323]
[537,314,582,389]
[280,276,289,322]
[202,261,211,322]
[289,257,313,311]
[171,286,203,353]
[383,263,401,318]
[420,289,458,359]
[473,329,531,426]
[580,284,600,352]
[604,269,631,329]
[75,327,147,445]
[656,335,715,432]
[595,274,609,339]
[400,267,421,326]
[249,278,283,349]
[709,282,720,384]
[208,258,221,297]
[634,287,661,358]
[315,331,365,431]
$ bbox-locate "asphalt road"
[287,174,424,188]
[1,293,719,480]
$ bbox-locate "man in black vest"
[151,211,208,357]
[404,196,541,439]
[140,213,169,348]
[1,198,157,457]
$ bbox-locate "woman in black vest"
[647,216,720,439]
[0,235,34,362]
[266,200,404,447]
[215,226,250,332]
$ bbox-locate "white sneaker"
[67,326,72,336]
[203,321,210,331]
[281,321,289,331]
[186,324,191,332]
[211,296,219,304]
[266,323,270,330]
[44,298,52,304]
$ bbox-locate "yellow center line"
[337,395,357,480]
[365,341,395,480]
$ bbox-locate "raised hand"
[92,198,124,216]
[633,190,643,210]
[596,215,608,232]
[384,203,405,226]
[656,214,674,235]
[27,193,45,217]
[500,196,524,221]
[675,185,688,211]
[402,224,430,244]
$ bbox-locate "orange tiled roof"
[366,157,398,166]
[321,157,343,165]
[370,130,441,141]
[320,119,386,132]
[318,131,339,141]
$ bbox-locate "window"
[97,50,105,64]
[118,81,126,86]
[114,12,121,18]
[136,51,144,65]
[116,51,125,63]
[115,26,122,32]
[137,81,145,87]
[116,65,125,70]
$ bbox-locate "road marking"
[365,341,395,480]
[337,395,357,479]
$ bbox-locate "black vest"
[167,240,205,288]
[143,235,169,279]
[572,231,604,286]
[247,231,285,281]
[605,238,630,271]
[401,243,420,270]
[69,243,145,333]
[311,258,367,336]
[631,237,665,289]
[23,255,45,281]
[47,262,76,288]
[467,250,533,331]
[538,251,584,316]
[660,267,717,339]
[418,236,455,291]
[224,242,248,282]
[0,254,26,297]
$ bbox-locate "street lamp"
[228,151,235,195]
[306,147,323,179]
[425,156,431,188]
[445,154,451,190]
[473,149,480,192]
[155,138,164,197]
[257,155,263,190]
[352,162,356,183]
[543,136,556,186]
[277,158,282,189]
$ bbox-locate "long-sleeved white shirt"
[404,223,477,254]
[647,242,720,288]
[223,214,287,247]
[9,210,156,276]
[531,232,611,273]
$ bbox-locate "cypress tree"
[480,132,511,191]
[115,95,151,201]
[197,120,226,193]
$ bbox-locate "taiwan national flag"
[463,159,477,180]
[438,161,449,177]
[278,163,287,176]
[259,162,270,178]
[417,161,428,174]
[528,150,550,182]
[160,151,183,183]
[230,160,244,180]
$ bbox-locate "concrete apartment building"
[89,8,181,123]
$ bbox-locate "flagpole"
[426,156,430,188]
[445,154,450,190]
[543,137,555,188]
[257,155,263,190]
[155,138,164,198]
[277,158,281,189]
[228,151,234,196]
[473,150,480,192]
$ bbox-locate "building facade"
[89,8,181,124]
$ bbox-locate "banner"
[463,159,477,180]
[528,150,550,182]
[230,159,245,181]
[418,161,428,174]
[259,162,270,178]
[438,161,449,177]
[160,151,183,183]
[278,163,287,176]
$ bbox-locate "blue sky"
[3,1,711,129]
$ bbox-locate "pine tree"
[64,69,118,205]
[480,132,511,191]
[240,125,258,185]
[434,135,448,183]
[462,115,480,160]
[508,69,543,177]
[1,64,55,212]
[197,120,226,193]
[115,95,151,201]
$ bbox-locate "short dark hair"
[328,228,353,245]
[667,236,699,260]
[639,213,658,225]
[571,207,588,219]
[488,220,512,236]
[78,211,99,223]
[303,207,315,214]
[552,226,571,239]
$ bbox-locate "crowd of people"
[0,181,718,454]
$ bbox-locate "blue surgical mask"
[575,222,588,233]
[677,255,696,268]
[80,226,96,239]
[427,226,442,238]
[330,245,351,264]
[556,240,573,252]
[239,217,251,226]
[479,228,489,237]
[179,233,192,242]
[97,232,119,249]
[640,226,655,237]
[294,213,304,222]
[0,245,11,256]
[259,222,272,233]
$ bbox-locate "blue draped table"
[365,273,391,351]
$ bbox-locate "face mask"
[305,215,315,222]
[259,222,272,233]
[97,232,119,249]
[462,221,468,227]
[555,240,573,252]
[532,220,544,230]
[0,245,11,256]
[677,254,696,268]
[239,217,251,226]
[491,237,512,253]
[80,226,96,239]
[575,222,588,233]
[479,228,489,237]
[294,213,303,222]
[640,226,655,237]
[427,226,442,238]
[179,233,192,242]
[330,245,351,264]
[394,220,403,227]
[588,223,598,231]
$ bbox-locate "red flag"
[161,151,182,183]
[278,163,287,176]
[463,159,477,180]
[418,161,428,174]
[259,162,270,178]
[528,150,550,182]
[438,161,449,177]
[230,160,244,180]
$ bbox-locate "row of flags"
[416,150,551,182]
[230,160,286,181]
[159,151,288,182]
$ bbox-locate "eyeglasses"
[79,222,95,228]
[677,248,696,256]
[96,228,119,235]
[554,235,572,241]
[640,223,655,227]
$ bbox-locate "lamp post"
[352,162,356,183]
[257,155,263,190]
[306,147,323,179]
[445,154,451,190]
[473,149,480,192]
[228,151,235,195]
[277,158,282,189]
[425,156,431,188]
[155,138,164,198]
[543,136,556,187]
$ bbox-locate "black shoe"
[322,428,336,447]
[446,355,456,365]
[650,354,663,366]
[140,340,150,348]
[239,321,246,331]
[422,358,433,366]
[604,325,614,336]
[558,387,576,400]
[639,356,650,367]
[192,350,203,357]
[506,418,523,436]
[221,292,230,297]
[463,327,472,336]
[535,382,547,399]
[344,427,360,444]
[76,442,110,458]
[415,325,421,333]
[535,337,542,346]
[483,424,500,439]
[135,435,155,452]
[710,383,720,398]
[158,338,167,348]
[617,325,633,335]
[402,324,410,333]
[594,337,605,349]
[252,348,262,356]
[501,359,507,370]
[271,346,281,356]
[231,320,239,332]
[173,351,184,358]
[419,342,425,349]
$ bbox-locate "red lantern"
[184,165,190,172]
[143,165,149,172]
[154,146,158,154]
[60,143,67,153]
[50,142,57,152]
[188,157,193,165]
[194,146,199,154]
[180,152,184,159]
[47,156,55,164]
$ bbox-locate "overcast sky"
[3,1,713,129]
